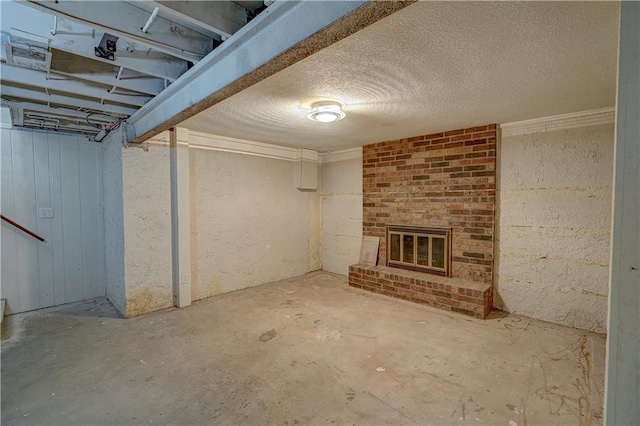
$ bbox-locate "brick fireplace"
[349,125,497,318]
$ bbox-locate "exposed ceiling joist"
[0,0,265,136]
[126,0,415,143]
[50,68,164,97]
[43,30,183,82]
[25,0,214,62]
[1,2,188,81]
[0,63,151,107]
[233,1,268,14]
[128,0,248,41]
[50,50,165,96]
[1,85,137,117]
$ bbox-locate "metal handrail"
[0,214,46,242]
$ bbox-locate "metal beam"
[1,86,137,117]
[1,63,151,107]
[126,0,415,143]
[1,1,188,81]
[128,1,247,40]
[26,0,212,62]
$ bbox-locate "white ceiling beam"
[50,32,185,82]
[25,0,211,62]
[1,1,188,81]
[1,63,151,107]
[0,31,165,95]
[49,66,165,97]
[51,69,164,97]
[127,0,410,143]
[128,1,248,40]
[1,86,138,117]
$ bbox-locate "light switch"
[39,208,54,218]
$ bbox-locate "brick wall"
[362,125,497,285]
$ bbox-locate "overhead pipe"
[141,7,160,34]
[110,67,125,94]
[1,215,46,242]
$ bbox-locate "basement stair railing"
[0,214,46,242]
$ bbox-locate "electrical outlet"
[39,208,54,218]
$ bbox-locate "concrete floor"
[2,271,606,425]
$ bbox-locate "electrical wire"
[86,112,122,129]
[86,113,124,142]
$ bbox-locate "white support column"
[605,2,640,424]
[170,127,192,307]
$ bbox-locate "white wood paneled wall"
[1,128,105,313]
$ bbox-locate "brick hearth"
[349,264,492,318]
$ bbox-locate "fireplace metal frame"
[386,225,452,277]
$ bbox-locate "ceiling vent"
[5,31,51,71]
[23,114,60,131]
[5,42,51,71]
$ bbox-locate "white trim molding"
[189,131,302,162]
[144,131,361,165]
[143,129,323,162]
[501,107,615,137]
[295,148,319,162]
[319,147,362,163]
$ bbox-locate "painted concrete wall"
[320,155,363,275]
[102,133,125,315]
[1,128,105,313]
[496,124,614,333]
[122,138,173,317]
[190,149,311,300]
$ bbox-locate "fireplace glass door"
[387,226,451,276]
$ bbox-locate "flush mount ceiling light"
[307,101,346,123]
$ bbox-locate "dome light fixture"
[307,101,346,123]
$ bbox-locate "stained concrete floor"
[2,271,606,425]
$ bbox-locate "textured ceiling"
[181,1,619,152]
